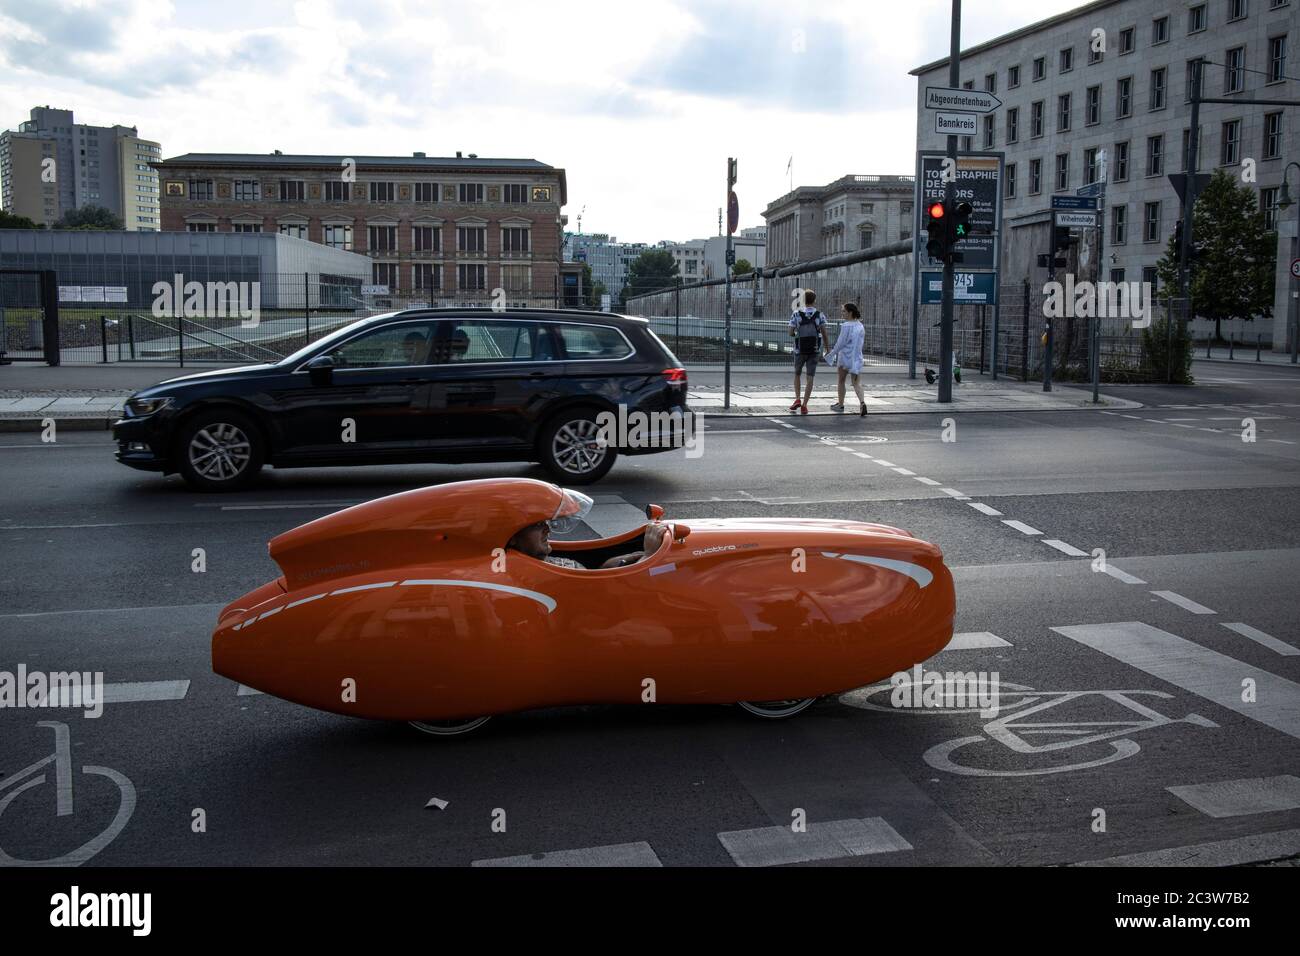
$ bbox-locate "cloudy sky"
[1,0,1084,242]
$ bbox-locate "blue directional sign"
[1051,195,1099,210]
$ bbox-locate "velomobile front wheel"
[408,716,492,737]
[737,698,817,719]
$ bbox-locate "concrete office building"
[0,106,160,230]
[912,0,1298,348]
[763,175,916,267]
[563,233,650,296]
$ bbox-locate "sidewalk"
[0,360,1140,431]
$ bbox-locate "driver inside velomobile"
[505,488,669,570]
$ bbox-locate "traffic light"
[925,201,948,260]
[952,202,973,242]
[727,157,738,187]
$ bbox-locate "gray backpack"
[794,310,822,355]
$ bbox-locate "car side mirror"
[671,523,690,542]
[646,504,664,520]
[305,354,336,384]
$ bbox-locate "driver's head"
[507,520,550,560]
[402,331,426,364]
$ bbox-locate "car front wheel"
[539,408,616,484]
[176,409,265,491]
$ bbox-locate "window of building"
[190,179,214,201]
[503,183,528,203]
[233,180,260,201]
[413,182,436,203]
[279,222,307,239]
[501,226,530,252]
[1060,47,1074,72]
[859,228,875,250]
[369,181,395,202]
[963,79,974,90]
[1114,141,1130,181]
[1008,64,1021,88]
[1033,56,1046,80]
[1268,36,1287,83]
[1221,119,1242,165]
[458,183,483,203]
[1144,202,1161,242]
[1056,152,1070,190]
[501,264,531,292]
[367,224,397,250]
[1189,4,1207,31]
[1089,42,1103,65]
[186,222,216,233]
[1057,93,1072,131]
[1150,67,1167,109]
[1119,26,1135,54]
[413,263,441,291]
[279,180,305,202]
[1225,47,1245,93]
[1086,86,1101,125]
[370,263,399,290]
[1227,0,1247,21]
[1029,158,1043,195]
[1263,111,1283,159]
[323,181,349,201]
[1117,76,1133,117]
[1181,127,1202,170]
[1005,163,1017,199]
[457,263,486,291]
[861,202,875,213]
[1260,186,1280,230]
[413,225,440,252]
[1007,107,1019,143]
[983,115,995,148]
[1147,134,1164,175]
[984,73,997,93]
[232,222,262,233]
[1031,100,1045,137]
[457,225,486,252]
[323,224,353,249]
[1085,147,1100,184]
[1152,16,1169,44]
[1112,205,1127,244]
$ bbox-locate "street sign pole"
[1094,150,1106,404]
[1179,58,1202,358]
[724,159,737,409]
[1044,211,1054,392]
[938,0,960,404]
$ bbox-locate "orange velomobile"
[212,478,955,735]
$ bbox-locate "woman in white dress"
[825,302,867,416]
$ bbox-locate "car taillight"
[662,368,687,385]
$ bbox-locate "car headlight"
[126,396,174,417]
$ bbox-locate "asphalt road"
[1,361,1297,867]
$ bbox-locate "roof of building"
[910,0,1122,75]
[157,152,554,170]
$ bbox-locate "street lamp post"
[1277,162,1300,364]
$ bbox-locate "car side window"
[433,320,554,364]
[326,323,436,368]
[555,324,633,360]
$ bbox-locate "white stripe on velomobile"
[400,579,557,614]
[821,552,934,589]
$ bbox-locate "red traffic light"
[927,202,946,220]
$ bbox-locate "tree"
[0,210,42,229]
[732,258,753,276]
[1155,169,1276,342]
[579,264,608,309]
[53,204,124,231]
[619,249,678,307]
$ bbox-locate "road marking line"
[892,467,915,475]
[237,684,265,696]
[472,841,662,867]
[0,523,125,530]
[914,476,942,486]
[0,602,220,619]
[945,631,1012,649]
[940,488,969,499]
[716,816,912,867]
[967,502,1002,516]
[1120,414,1142,420]
[874,459,896,467]
[835,445,853,452]
[1072,826,1300,867]
[854,452,873,459]
[1221,622,1298,656]
[101,680,190,704]
[1166,775,1300,819]
[1267,439,1298,445]
[1042,539,1089,557]
[1100,564,1146,585]
[1001,520,1042,535]
[1151,590,1216,615]
[1050,621,1300,739]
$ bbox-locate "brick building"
[155,151,568,301]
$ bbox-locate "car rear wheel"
[408,716,492,737]
[539,408,616,485]
[737,698,817,719]
[176,409,265,491]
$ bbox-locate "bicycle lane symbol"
[840,682,1218,777]
[0,720,136,866]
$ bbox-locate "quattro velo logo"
[1042,274,1154,329]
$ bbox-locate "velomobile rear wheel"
[408,716,492,737]
[737,698,817,719]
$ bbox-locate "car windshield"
[276,314,397,367]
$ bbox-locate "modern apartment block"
[912,0,1298,347]
[0,106,160,230]
[156,152,568,301]
[563,233,650,295]
[762,175,917,267]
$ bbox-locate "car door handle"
[528,370,547,377]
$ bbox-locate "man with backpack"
[788,290,830,415]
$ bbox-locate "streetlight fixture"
[1279,162,1300,364]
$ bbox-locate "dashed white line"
[1001,520,1043,536]
[717,817,913,867]
[1220,622,1298,656]
[101,680,191,704]
[914,476,942,486]
[940,488,970,500]
[967,502,1002,516]
[1100,564,1146,585]
[945,631,1012,649]
[892,467,915,475]
[473,841,663,867]
[1151,590,1216,615]
[874,459,896,467]
[1042,539,1089,557]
